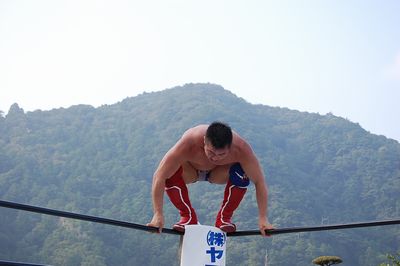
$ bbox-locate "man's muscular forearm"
[255,181,268,219]
[152,175,165,215]
[254,180,274,236]
[146,174,166,233]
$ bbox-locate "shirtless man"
[147,121,273,236]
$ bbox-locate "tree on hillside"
[380,252,400,266]
[312,256,343,266]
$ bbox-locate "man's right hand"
[146,212,164,233]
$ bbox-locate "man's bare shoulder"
[175,125,207,150]
[181,125,207,141]
[232,131,255,158]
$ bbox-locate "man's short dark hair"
[205,121,233,149]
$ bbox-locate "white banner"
[180,225,227,266]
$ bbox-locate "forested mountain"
[0,83,399,266]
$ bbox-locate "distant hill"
[0,83,399,266]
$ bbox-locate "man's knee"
[229,163,250,188]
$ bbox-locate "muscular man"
[147,121,273,236]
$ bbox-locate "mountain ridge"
[0,83,399,265]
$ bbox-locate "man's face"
[204,138,230,163]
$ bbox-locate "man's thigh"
[181,162,199,184]
[207,164,234,184]
[181,162,234,185]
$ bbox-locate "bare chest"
[186,147,236,171]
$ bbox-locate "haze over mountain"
[0,83,399,265]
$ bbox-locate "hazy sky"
[1,0,399,141]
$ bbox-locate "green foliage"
[380,252,400,266]
[0,83,399,265]
[312,255,343,265]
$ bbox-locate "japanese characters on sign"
[205,230,226,265]
[180,225,227,266]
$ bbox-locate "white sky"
[1,0,399,142]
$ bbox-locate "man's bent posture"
[147,122,273,236]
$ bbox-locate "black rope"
[1,199,399,237]
[0,199,181,236]
[228,219,400,237]
[0,260,50,266]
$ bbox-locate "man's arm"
[240,144,274,236]
[146,138,187,232]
